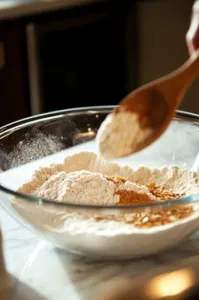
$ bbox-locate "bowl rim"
[0,106,199,212]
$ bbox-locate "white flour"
[14,151,199,223]
[96,111,152,159]
[18,169,159,206]
[30,170,119,205]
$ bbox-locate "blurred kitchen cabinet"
[26,1,138,114]
[0,21,29,126]
[0,0,138,126]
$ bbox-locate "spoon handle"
[178,49,199,85]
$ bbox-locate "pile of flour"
[17,151,199,203]
[12,151,199,236]
[96,111,152,159]
[18,169,159,205]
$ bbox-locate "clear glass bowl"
[0,106,199,259]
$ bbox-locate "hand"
[186,1,199,55]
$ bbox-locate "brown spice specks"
[147,183,183,201]
[107,176,184,205]
[106,176,127,185]
[93,205,194,229]
[124,206,194,228]
[116,190,153,205]
[103,177,193,228]
[107,175,153,205]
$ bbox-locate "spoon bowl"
[116,87,170,153]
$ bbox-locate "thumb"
[186,1,199,55]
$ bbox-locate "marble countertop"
[2,202,199,299]
[0,0,102,21]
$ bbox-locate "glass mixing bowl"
[0,106,199,259]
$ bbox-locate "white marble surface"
[0,0,102,20]
[2,203,199,300]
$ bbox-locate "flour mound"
[18,169,158,205]
[32,170,119,205]
[18,151,199,204]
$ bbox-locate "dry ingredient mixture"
[19,170,159,206]
[96,110,152,159]
[14,151,199,230]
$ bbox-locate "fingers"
[186,13,199,55]
[186,1,199,55]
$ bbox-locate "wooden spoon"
[113,50,199,155]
